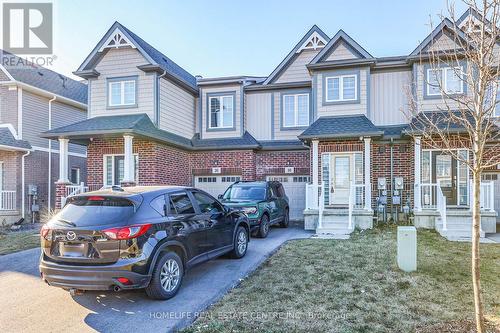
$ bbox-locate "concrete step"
[316,228,354,236]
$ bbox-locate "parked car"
[39,186,250,300]
[219,181,289,238]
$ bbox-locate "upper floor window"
[426,67,464,96]
[209,94,234,129]
[325,74,357,102]
[108,77,137,107]
[283,93,309,127]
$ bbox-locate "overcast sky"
[49,0,468,80]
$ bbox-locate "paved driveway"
[0,224,311,333]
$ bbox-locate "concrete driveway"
[0,224,311,333]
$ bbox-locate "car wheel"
[257,214,270,238]
[229,226,248,259]
[145,251,184,300]
[280,208,289,228]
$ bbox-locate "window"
[70,167,80,184]
[193,192,223,214]
[426,67,464,96]
[197,177,217,183]
[221,176,240,183]
[209,95,234,129]
[104,154,138,186]
[283,94,309,127]
[325,75,357,102]
[108,78,136,107]
[169,193,195,214]
[150,195,166,216]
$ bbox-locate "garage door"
[194,175,241,198]
[267,175,310,221]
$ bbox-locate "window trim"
[322,70,361,105]
[70,167,81,185]
[102,153,139,186]
[424,64,466,99]
[106,76,138,109]
[280,91,310,129]
[206,91,236,132]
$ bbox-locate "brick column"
[55,181,71,209]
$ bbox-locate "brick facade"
[256,150,310,179]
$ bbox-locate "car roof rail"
[111,185,124,192]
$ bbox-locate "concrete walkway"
[486,232,500,243]
[0,224,312,333]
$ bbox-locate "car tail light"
[40,224,50,239]
[103,224,152,240]
[116,277,132,285]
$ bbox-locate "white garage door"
[194,175,241,198]
[267,175,310,221]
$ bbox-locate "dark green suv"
[219,181,289,238]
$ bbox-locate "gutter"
[48,95,56,211]
[156,70,167,127]
[21,150,31,218]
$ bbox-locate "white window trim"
[325,75,358,102]
[208,95,234,129]
[108,80,136,106]
[71,167,81,185]
[426,66,464,96]
[283,93,309,128]
[103,153,139,186]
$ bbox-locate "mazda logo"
[66,231,76,241]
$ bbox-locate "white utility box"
[397,226,417,272]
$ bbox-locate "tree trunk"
[472,172,485,333]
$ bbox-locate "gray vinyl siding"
[273,90,309,140]
[426,33,460,52]
[274,49,319,84]
[51,101,87,154]
[159,78,196,139]
[90,48,155,120]
[201,85,241,139]
[370,70,411,125]
[415,62,464,112]
[325,42,358,61]
[0,68,11,80]
[246,92,272,140]
[0,86,18,133]
[316,68,369,117]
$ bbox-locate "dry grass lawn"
[0,228,40,255]
[185,226,500,333]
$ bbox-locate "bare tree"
[407,1,500,331]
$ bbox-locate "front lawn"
[186,227,500,332]
[0,227,40,255]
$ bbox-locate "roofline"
[0,80,87,109]
[310,29,374,64]
[298,131,384,140]
[307,59,376,70]
[136,64,199,95]
[197,76,266,85]
[263,25,330,85]
[0,143,32,152]
[245,80,311,91]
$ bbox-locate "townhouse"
[0,51,87,224]
[45,8,499,239]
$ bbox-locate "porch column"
[414,136,421,211]
[363,137,371,210]
[123,135,135,184]
[58,138,69,183]
[312,140,319,186]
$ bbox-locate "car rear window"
[55,196,135,227]
[223,185,266,200]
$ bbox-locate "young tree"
[408,1,500,331]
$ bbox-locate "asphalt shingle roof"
[299,115,383,139]
[405,111,473,134]
[0,127,31,150]
[1,51,87,104]
[191,132,259,149]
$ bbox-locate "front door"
[432,152,457,205]
[329,154,353,205]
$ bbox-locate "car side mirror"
[218,194,223,200]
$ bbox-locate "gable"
[274,49,319,83]
[324,41,360,61]
[424,31,461,53]
[409,18,468,57]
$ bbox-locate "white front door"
[329,155,353,205]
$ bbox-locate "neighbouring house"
[0,51,87,225]
[45,8,499,240]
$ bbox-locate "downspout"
[48,96,56,211]
[156,70,167,127]
[390,138,394,221]
[21,150,31,218]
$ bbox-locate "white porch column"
[363,137,371,210]
[414,136,421,211]
[123,135,134,183]
[312,140,319,186]
[58,138,69,182]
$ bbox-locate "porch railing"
[436,185,447,231]
[419,183,438,209]
[305,183,320,210]
[318,183,324,229]
[62,183,104,207]
[0,191,16,210]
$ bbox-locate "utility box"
[397,226,417,272]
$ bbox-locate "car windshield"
[223,185,266,201]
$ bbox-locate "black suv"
[39,186,250,300]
